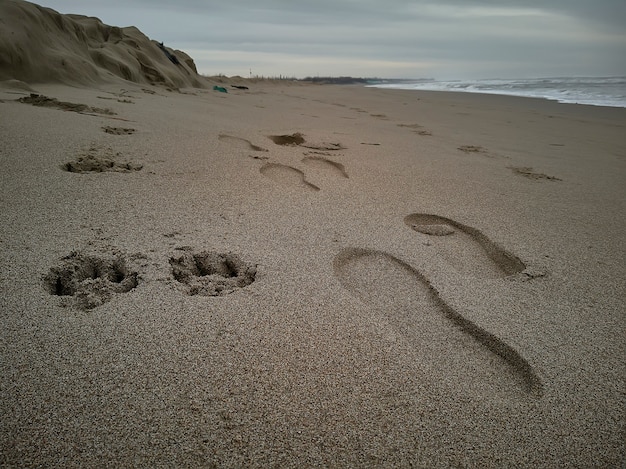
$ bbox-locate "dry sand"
[1,1,626,467]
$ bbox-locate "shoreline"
[365,76,626,109]
[365,84,626,112]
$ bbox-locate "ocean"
[369,76,626,108]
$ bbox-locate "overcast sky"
[38,0,626,79]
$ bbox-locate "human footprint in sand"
[333,248,542,399]
[404,213,525,278]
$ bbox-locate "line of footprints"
[219,132,348,191]
[45,125,544,401]
[219,131,543,399]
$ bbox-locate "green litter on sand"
[213,85,228,93]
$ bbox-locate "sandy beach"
[1,1,626,467]
[1,77,624,467]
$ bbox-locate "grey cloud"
[425,0,626,29]
[42,0,626,28]
[42,0,626,36]
[29,0,626,78]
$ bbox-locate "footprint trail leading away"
[333,248,542,399]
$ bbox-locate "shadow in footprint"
[268,133,305,146]
[334,248,542,398]
[260,163,320,191]
[404,214,525,278]
[63,146,143,173]
[18,94,115,115]
[458,145,485,154]
[170,250,256,296]
[510,166,561,181]
[218,134,268,152]
[268,132,345,151]
[44,251,139,309]
[102,126,135,135]
[457,145,504,159]
[302,156,348,178]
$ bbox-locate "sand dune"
[0,0,206,88]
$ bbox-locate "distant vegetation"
[202,74,433,85]
[303,76,371,84]
[302,77,432,85]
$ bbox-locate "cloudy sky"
[39,0,626,79]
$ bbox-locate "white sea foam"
[369,77,626,108]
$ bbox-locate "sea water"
[369,77,626,108]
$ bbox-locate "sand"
[1,1,626,467]
[0,0,203,88]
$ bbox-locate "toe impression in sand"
[44,252,139,310]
